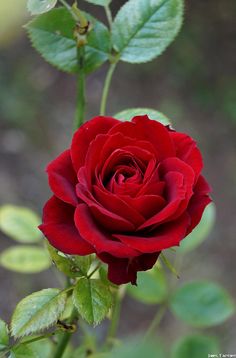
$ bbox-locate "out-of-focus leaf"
[127,268,167,304]
[73,278,112,325]
[11,288,67,338]
[0,246,51,273]
[27,0,57,15]
[0,319,9,351]
[179,203,216,253]
[112,0,184,63]
[25,8,111,74]
[26,338,53,358]
[170,281,235,327]
[9,344,38,358]
[114,108,170,125]
[0,205,41,243]
[171,334,220,358]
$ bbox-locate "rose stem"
[100,62,117,116]
[75,46,86,130]
[143,305,167,340]
[105,288,121,345]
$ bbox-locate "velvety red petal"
[39,196,94,255]
[46,150,78,206]
[170,132,203,182]
[121,194,166,219]
[74,204,139,258]
[98,252,160,285]
[186,175,212,234]
[71,116,119,173]
[115,213,190,253]
[108,115,175,159]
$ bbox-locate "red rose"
[39,115,211,285]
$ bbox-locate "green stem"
[52,307,78,358]
[74,47,86,130]
[105,5,113,29]
[106,289,121,345]
[100,62,117,116]
[144,305,166,340]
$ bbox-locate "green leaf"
[111,337,165,358]
[171,334,220,358]
[170,281,235,327]
[11,288,67,338]
[114,108,170,125]
[47,244,91,278]
[73,278,112,325]
[27,0,57,15]
[84,0,111,6]
[27,338,54,358]
[9,344,38,358]
[0,205,41,243]
[179,203,216,253]
[25,8,111,74]
[112,0,184,63]
[0,246,51,273]
[128,268,167,304]
[0,319,9,351]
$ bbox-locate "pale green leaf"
[73,278,112,325]
[172,334,220,358]
[179,203,216,253]
[27,338,54,358]
[9,344,38,358]
[128,268,167,304]
[170,281,235,327]
[0,319,9,351]
[111,337,165,358]
[11,288,67,338]
[114,108,170,125]
[112,0,184,63]
[47,244,90,278]
[27,0,57,15]
[0,246,51,273]
[0,205,41,243]
[84,0,111,6]
[25,8,111,74]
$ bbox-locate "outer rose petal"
[74,204,139,258]
[186,175,212,234]
[108,115,175,159]
[115,213,190,253]
[71,116,119,172]
[47,150,78,206]
[39,196,94,255]
[98,252,160,285]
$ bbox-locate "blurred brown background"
[0,0,236,353]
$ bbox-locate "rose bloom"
[39,115,211,285]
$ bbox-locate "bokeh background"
[0,0,236,353]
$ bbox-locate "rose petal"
[71,116,119,172]
[39,196,94,255]
[75,204,139,258]
[115,213,190,253]
[121,194,166,219]
[98,252,160,285]
[46,150,78,206]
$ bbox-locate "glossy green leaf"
[179,203,216,253]
[0,246,51,273]
[170,281,235,327]
[11,288,67,338]
[172,334,220,358]
[111,337,165,358]
[9,344,38,358]
[47,244,91,278]
[25,8,111,74]
[27,0,57,15]
[0,205,41,243]
[114,108,170,125]
[128,268,167,304]
[84,0,111,6]
[112,0,184,63]
[73,278,112,325]
[0,319,9,351]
